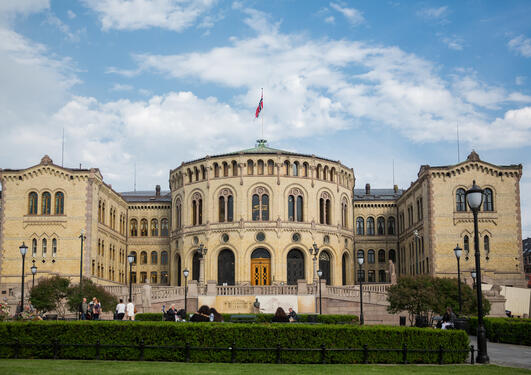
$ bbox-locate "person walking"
[79,297,88,320]
[126,299,135,321]
[92,298,101,320]
[115,299,126,320]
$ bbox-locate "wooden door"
[251,258,270,286]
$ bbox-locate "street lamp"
[183,268,189,314]
[79,229,86,293]
[466,180,489,364]
[317,269,323,314]
[127,253,135,303]
[19,243,28,312]
[454,244,463,315]
[471,271,477,289]
[31,265,37,288]
[357,252,365,325]
[309,243,319,284]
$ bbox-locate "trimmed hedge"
[135,313,359,324]
[467,317,531,346]
[0,321,468,364]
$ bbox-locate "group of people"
[272,307,298,323]
[162,304,224,322]
[79,297,135,320]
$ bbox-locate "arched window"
[379,270,386,282]
[319,192,331,225]
[484,235,490,255]
[316,164,321,179]
[140,219,148,236]
[284,160,290,176]
[389,249,396,263]
[464,235,470,257]
[218,249,235,285]
[150,272,158,284]
[42,238,47,257]
[293,162,299,176]
[388,217,396,235]
[161,251,168,265]
[356,217,364,235]
[267,160,274,175]
[456,188,466,211]
[42,192,51,215]
[366,217,375,235]
[288,188,303,222]
[287,249,305,285]
[257,160,264,175]
[483,188,493,211]
[232,160,238,176]
[201,165,206,180]
[341,198,348,228]
[140,251,147,265]
[52,238,57,257]
[28,192,38,215]
[213,163,219,177]
[303,162,309,177]
[130,251,137,265]
[218,189,234,222]
[151,251,158,264]
[368,249,375,264]
[130,219,138,236]
[161,219,169,236]
[161,272,169,285]
[151,219,159,236]
[32,239,37,257]
[192,252,201,281]
[368,270,375,282]
[319,250,331,285]
[252,187,269,221]
[54,192,64,214]
[192,192,203,225]
[247,160,254,175]
[377,217,385,235]
[342,253,347,285]
[175,198,182,229]
[223,162,229,177]
[194,167,199,182]
[330,167,336,182]
[378,249,386,263]
[323,166,329,181]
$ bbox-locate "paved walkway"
[469,336,531,369]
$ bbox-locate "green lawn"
[0,360,530,375]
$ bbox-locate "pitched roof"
[354,188,403,201]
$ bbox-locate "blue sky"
[1,0,530,236]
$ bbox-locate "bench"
[230,314,257,323]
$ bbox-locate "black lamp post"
[19,243,28,312]
[317,269,323,314]
[454,244,463,315]
[31,265,37,288]
[183,268,189,314]
[79,229,86,292]
[127,253,135,303]
[471,271,476,289]
[466,180,489,363]
[357,252,365,325]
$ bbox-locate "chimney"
[155,185,161,197]
[365,183,371,195]
[394,184,398,193]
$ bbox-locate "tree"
[29,276,70,317]
[387,275,491,326]
[66,277,118,316]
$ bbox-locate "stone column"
[199,256,205,285]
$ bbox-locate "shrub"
[135,313,359,324]
[0,321,469,364]
[467,317,531,346]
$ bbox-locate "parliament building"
[0,140,527,295]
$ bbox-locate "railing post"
[363,344,368,364]
[320,343,326,364]
[185,342,191,362]
[438,345,443,365]
[230,342,236,363]
[139,339,144,361]
[13,338,20,359]
[96,339,101,360]
[470,345,475,365]
[402,344,408,364]
[53,338,59,360]
[276,343,281,364]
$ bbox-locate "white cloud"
[45,12,82,42]
[508,35,531,58]
[67,10,76,19]
[417,6,448,19]
[516,76,526,86]
[324,16,335,24]
[82,0,217,32]
[439,33,463,50]
[329,2,364,26]
[111,83,133,91]
[0,0,49,19]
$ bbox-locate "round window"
[256,232,266,242]
[292,233,301,242]
[323,235,330,244]
[221,233,229,243]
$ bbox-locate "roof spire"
[256,139,268,148]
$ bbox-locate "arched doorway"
[251,248,271,286]
[319,250,331,285]
[175,254,182,286]
[192,252,200,281]
[287,248,305,285]
[342,253,347,285]
[218,249,235,285]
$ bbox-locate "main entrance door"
[251,248,271,286]
[287,248,305,285]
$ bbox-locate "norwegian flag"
[255,91,263,118]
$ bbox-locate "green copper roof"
[236,139,294,154]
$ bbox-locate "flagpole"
[261,88,264,139]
